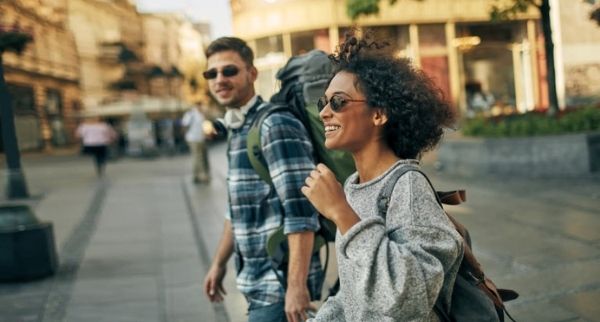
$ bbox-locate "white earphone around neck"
[223,108,245,129]
[222,96,261,129]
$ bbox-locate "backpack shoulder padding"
[246,103,290,186]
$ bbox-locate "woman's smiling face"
[319,71,381,153]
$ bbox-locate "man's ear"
[373,109,388,126]
[249,66,258,82]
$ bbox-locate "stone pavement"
[0,146,241,322]
[425,163,600,322]
[0,142,598,322]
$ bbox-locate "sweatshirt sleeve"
[310,295,345,322]
[336,171,463,319]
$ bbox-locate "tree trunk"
[540,0,560,116]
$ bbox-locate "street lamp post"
[0,25,58,281]
[0,25,31,199]
[0,53,30,199]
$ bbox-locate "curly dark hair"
[329,30,455,159]
[206,37,254,67]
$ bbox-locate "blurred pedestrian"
[201,37,323,322]
[181,104,210,183]
[76,116,117,177]
[465,80,495,117]
[301,30,463,321]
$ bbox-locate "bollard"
[0,204,58,281]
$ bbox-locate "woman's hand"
[301,164,356,228]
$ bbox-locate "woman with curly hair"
[301,30,464,321]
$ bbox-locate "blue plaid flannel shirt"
[226,97,323,308]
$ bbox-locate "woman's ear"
[372,109,388,126]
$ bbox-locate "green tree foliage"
[348,0,423,19]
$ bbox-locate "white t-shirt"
[181,108,205,142]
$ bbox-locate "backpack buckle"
[467,270,484,285]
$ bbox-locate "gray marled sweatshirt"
[310,160,463,322]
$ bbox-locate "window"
[291,29,330,55]
[370,25,410,58]
[7,84,36,116]
[255,35,283,58]
[45,88,62,116]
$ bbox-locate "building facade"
[180,21,211,106]
[1,0,80,151]
[231,0,599,116]
[141,14,211,105]
[554,0,600,106]
[141,13,185,101]
[138,13,219,124]
[67,0,145,111]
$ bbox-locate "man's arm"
[203,219,234,302]
[260,112,320,321]
[286,231,316,322]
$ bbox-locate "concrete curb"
[437,132,600,178]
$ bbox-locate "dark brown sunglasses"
[317,95,366,112]
[202,65,240,80]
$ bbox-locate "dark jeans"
[248,302,286,322]
[83,145,108,175]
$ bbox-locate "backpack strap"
[246,103,288,185]
[377,166,518,322]
[377,165,467,218]
[375,165,456,322]
[376,164,439,219]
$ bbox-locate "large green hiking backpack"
[246,50,355,291]
[248,49,355,188]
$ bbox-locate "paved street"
[0,141,599,322]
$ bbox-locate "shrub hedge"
[461,107,600,137]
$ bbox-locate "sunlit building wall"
[141,13,186,100]
[1,0,80,150]
[67,0,145,111]
[554,0,600,106]
[179,21,211,106]
[142,14,212,110]
[230,0,568,116]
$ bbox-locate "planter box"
[437,132,600,177]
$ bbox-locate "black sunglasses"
[317,95,366,112]
[202,65,240,80]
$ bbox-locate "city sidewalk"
[0,147,241,322]
[0,141,599,322]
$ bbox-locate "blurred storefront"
[554,0,600,106]
[231,0,599,116]
[1,0,80,151]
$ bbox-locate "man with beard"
[201,37,323,322]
